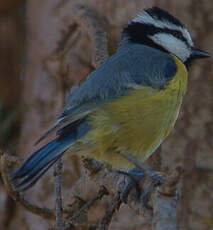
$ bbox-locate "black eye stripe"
[164,29,188,44]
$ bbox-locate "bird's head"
[122,7,210,67]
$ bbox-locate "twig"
[70,4,109,68]
[157,166,183,196]
[98,194,121,230]
[0,151,55,220]
[180,139,197,229]
[152,167,183,230]
[83,158,153,222]
[55,158,64,229]
[0,151,109,224]
[83,156,183,228]
[1,195,16,228]
[44,28,81,80]
[152,190,179,230]
[53,4,109,229]
[64,186,108,229]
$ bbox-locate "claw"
[117,168,166,203]
[117,168,145,203]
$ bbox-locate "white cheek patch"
[149,33,191,62]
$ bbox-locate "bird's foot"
[117,168,145,203]
[117,167,165,203]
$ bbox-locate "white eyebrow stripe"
[132,11,193,46]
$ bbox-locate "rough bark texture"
[0,0,213,230]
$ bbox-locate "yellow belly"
[73,55,188,169]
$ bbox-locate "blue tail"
[11,133,75,191]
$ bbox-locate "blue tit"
[12,7,210,190]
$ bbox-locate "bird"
[11,7,210,191]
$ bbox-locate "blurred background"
[0,0,212,229]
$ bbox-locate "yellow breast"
[77,55,188,169]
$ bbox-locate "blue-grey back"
[38,43,177,142]
[65,43,177,111]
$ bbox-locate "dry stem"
[0,151,55,220]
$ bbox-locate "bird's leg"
[116,152,166,203]
[117,168,145,203]
[118,151,166,183]
[117,167,165,203]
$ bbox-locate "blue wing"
[37,43,177,143]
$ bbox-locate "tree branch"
[64,186,108,229]
[70,4,109,68]
[83,157,183,230]
[49,4,110,229]
[83,158,153,222]
[152,167,183,230]
[98,193,121,230]
[54,158,64,229]
[0,151,56,220]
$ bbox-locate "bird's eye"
[170,30,186,42]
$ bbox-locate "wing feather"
[36,44,176,144]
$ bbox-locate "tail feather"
[11,134,74,191]
[11,140,60,180]
[15,155,62,191]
